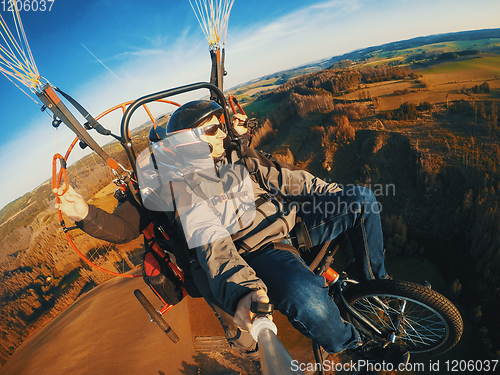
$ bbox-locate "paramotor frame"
[52,97,181,279]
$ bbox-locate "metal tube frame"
[37,84,120,172]
[120,82,231,177]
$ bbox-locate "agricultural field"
[238,36,500,113]
[365,38,500,62]
[339,55,500,111]
[228,77,281,104]
[243,97,280,118]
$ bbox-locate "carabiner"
[52,153,69,196]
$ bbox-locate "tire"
[342,279,463,356]
[134,289,180,343]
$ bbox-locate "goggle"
[197,120,225,136]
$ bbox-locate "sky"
[0,0,499,211]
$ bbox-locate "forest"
[245,57,500,360]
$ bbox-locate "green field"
[397,39,500,56]
[349,38,500,65]
[243,97,280,118]
[235,77,279,91]
[420,55,500,76]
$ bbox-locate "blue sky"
[0,0,499,211]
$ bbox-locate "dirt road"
[0,274,198,375]
[1,263,321,375]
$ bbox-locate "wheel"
[134,289,180,343]
[342,279,463,356]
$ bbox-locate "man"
[55,99,403,363]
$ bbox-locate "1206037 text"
[1,0,55,12]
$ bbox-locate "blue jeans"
[247,186,387,353]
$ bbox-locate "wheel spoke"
[344,279,462,356]
[351,294,448,352]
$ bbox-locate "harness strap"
[182,173,223,220]
[295,216,313,253]
[54,87,121,140]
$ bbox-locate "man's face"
[198,115,227,158]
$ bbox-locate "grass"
[229,78,279,96]
[243,97,280,118]
[420,55,500,76]
[228,78,282,106]
[351,39,500,66]
[399,39,499,56]
[356,56,407,68]
[234,77,279,92]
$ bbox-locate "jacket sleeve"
[197,236,267,315]
[175,181,267,315]
[244,147,341,199]
[76,196,150,244]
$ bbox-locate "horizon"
[1,0,499,212]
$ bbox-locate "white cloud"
[0,119,75,209]
[2,0,500,210]
[223,0,366,87]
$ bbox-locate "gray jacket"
[78,145,339,314]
